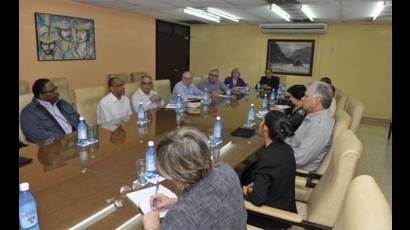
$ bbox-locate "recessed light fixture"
[372,1,386,21]
[183,7,220,23]
[207,8,240,22]
[301,5,314,22]
[270,4,290,22]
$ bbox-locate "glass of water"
[87,125,98,142]
[135,159,147,186]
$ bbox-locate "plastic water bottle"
[176,111,182,128]
[247,104,255,128]
[269,89,276,105]
[137,102,145,124]
[203,88,209,104]
[77,117,88,145]
[138,126,145,143]
[176,94,183,114]
[213,116,222,144]
[79,146,88,173]
[245,85,250,94]
[145,141,156,179]
[262,94,268,112]
[19,183,39,230]
[226,84,232,97]
[202,104,208,117]
[256,81,262,93]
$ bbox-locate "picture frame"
[35,12,96,61]
[266,39,315,76]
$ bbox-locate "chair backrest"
[316,110,352,175]
[50,77,73,104]
[346,98,364,132]
[124,82,138,100]
[333,175,392,230]
[336,90,348,111]
[73,86,106,126]
[307,129,362,227]
[329,97,336,117]
[130,72,147,83]
[19,80,29,95]
[193,76,203,88]
[108,73,129,83]
[153,79,171,104]
[19,94,34,143]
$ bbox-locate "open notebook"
[126,185,177,218]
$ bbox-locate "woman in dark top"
[287,84,307,132]
[224,67,248,89]
[256,68,280,92]
[242,110,297,230]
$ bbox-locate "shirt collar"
[108,92,124,102]
[36,98,57,107]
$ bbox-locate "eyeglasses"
[111,84,124,88]
[42,87,58,94]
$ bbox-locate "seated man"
[199,68,228,96]
[131,75,165,111]
[97,77,132,131]
[20,78,80,143]
[171,71,204,102]
[224,67,248,93]
[285,81,335,172]
[256,68,280,92]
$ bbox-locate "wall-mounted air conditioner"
[259,23,327,33]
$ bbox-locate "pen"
[153,180,160,210]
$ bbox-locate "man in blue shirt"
[20,78,80,143]
[171,71,204,102]
[198,68,227,96]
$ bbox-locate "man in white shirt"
[97,77,132,131]
[131,75,165,111]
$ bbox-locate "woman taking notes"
[143,127,247,230]
[241,110,297,230]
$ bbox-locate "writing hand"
[150,193,178,210]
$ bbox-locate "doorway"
[156,20,190,90]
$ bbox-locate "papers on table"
[256,111,268,118]
[126,184,177,218]
[165,104,176,109]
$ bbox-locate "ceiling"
[74,0,392,25]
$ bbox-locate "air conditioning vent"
[259,23,327,33]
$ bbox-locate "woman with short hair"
[242,110,297,230]
[143,127,247,230]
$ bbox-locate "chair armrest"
[244,200,302,223]
[296,169,322,180]
[244,201,331,230]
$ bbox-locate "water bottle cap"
[148,141,154,146]
[79,116,85,121]
[250,104,254,106]
[139,102,143,105]
[177,94,181,96]
[20,182,29,191]
[216,116,221,120]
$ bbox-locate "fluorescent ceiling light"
[372,1,385,21]
[207,8,240,22]
[183,7,220,23]
[301,5,314,22]
[270,4,290,22]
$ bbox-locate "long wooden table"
[19,93,268,229]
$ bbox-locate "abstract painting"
[266,39,315,76]
[35,12,96,61]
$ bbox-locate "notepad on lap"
[126,185,177,218]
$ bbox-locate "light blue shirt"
[198,79,228,93]
[285,109,335,171]
[171,81,204,102]
[37,99,73,134]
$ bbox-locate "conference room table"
[19,92,284,229]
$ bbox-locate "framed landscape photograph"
[266,39,315,76]
[35,12,96,61]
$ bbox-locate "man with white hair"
[285,81,335,171]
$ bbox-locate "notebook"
[231,127,255,138]
[126,184,177,218]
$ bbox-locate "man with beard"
[55,20,75,59]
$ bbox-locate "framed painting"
[35,12,96,61]
[266,39,315,76]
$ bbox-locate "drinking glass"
[208,128,215,146]
[135,159,147,186]
[87,125,98,142]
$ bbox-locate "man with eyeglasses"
[20,78,80,143]
[131,75,165,111]
[171,71,204,102]
[97,77,132,131]
[198,68,228,97]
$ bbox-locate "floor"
[354,118,392,208]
